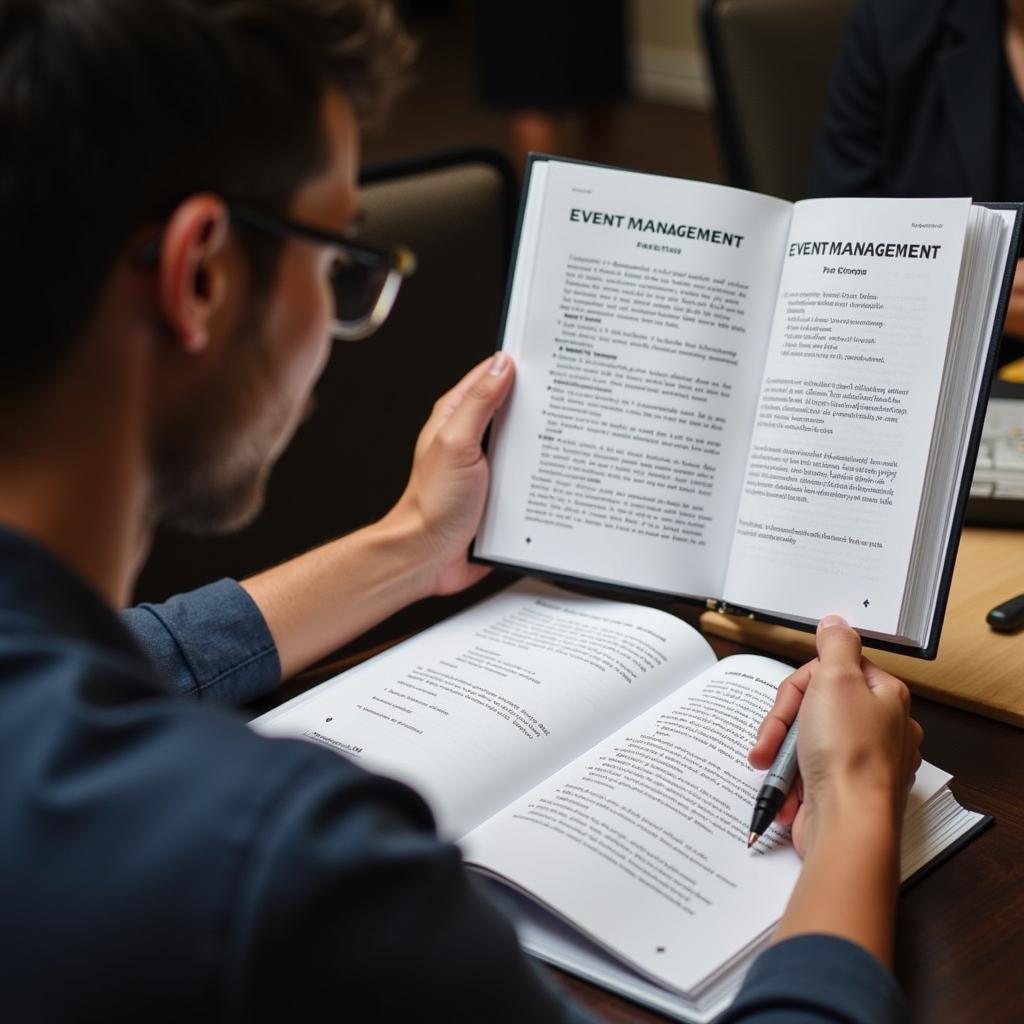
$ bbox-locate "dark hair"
[0,0,413,392]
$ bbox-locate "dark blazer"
[810,0,1005,200]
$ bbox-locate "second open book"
[252,582,986,1023]
[473,157,1022,656]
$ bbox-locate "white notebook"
[252,581,988,1022]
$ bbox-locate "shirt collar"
[0,522,145,659]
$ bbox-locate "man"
[0,2,920,1021]
[809,0,1024,371]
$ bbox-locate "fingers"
[861,659,911,706]
[815,613,863,678]
[748,660,813,768]
[431,356,499,423]
[910,717,924,748]
[774,776,802,827]
[426,353,515,465]
[863,669,912,717]
[909,717,924,771]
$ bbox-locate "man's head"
[0,0,412,533]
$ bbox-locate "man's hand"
[750,616,924,964]
[385,352,515,596]
[241,354,514,680]
[748,614,923,858]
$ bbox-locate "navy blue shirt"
[0,525,907,1023]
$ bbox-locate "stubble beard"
[149,308,297,537]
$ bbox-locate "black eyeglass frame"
[229,203,417,341]
[135,202,417,342]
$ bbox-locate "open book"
[472,156,1023,656]
[252,581,988,1023]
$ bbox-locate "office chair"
[701,0,856,200]
[135,147,518,647]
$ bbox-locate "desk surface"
[700,527,1024,728]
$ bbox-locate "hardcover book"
[473,156,1022,657]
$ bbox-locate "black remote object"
[986,593,1024,633]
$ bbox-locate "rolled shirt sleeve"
[122,579,280,706]
[720,934,908,1024]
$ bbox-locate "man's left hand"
[385,352,514,596]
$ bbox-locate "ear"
[157,194,231,354]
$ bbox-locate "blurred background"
[362,0,722,182]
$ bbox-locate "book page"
[462,653,952,996]
[476,159,793,598]
[491,884,744,1024]
[722,198,972,633]
[252,581,715,838]
[461,655,797,995]
[488,762,962,1020]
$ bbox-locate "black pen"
[747,718,799,849]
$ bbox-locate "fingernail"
[489,352,508,376]
[818,614,848,630]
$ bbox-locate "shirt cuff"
[122,579,280,706]
[721,934,908,1024]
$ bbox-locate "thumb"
[441,352,515,451]
[815,613,862,675]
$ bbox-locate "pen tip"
[747,832,759,849]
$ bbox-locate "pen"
[747,718,799,849]
[987,592,1024,633]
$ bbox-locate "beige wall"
[629,0,710,108]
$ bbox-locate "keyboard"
[966,381,1024,527]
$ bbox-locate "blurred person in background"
[811,0,1024,374]
[475,1,628,173]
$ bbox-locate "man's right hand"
[748,615,923,858]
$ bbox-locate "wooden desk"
[699,527,1024,727]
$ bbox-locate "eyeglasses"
[228,203,417,341]
[135,203,417,342]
